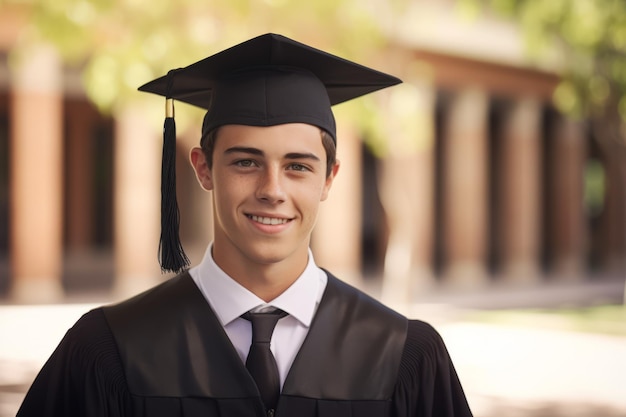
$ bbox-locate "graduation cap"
[138,33,401,274]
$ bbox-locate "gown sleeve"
[16,308,132,417]
[392,320,473,417]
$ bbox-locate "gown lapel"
[282,273,407,400]
[104,272,258,399]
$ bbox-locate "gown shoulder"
[17,308,132,417]
[392,320,473,417]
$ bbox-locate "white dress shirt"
[188,244,327,388]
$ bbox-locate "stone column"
[10,45,64,303]
[600,154,626,274]
[313,123,362,286]
[547,115,587,280]
[497,98,542,284]
[594,141,626,276]
[112,104,162,298]
[65,102,95,249]
[379,81,436,305]
[441,88,489,287]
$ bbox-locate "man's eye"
[235,160,255,167]
[289,163,309,172]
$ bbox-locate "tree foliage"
[3,0,386,116]
[460,0,626,148]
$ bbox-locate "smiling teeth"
[251,215,289,225]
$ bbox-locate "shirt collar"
[189,243,326,328]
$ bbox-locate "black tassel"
[158,71,189,274]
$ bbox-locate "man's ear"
[190,147,213,191]
[321,160,340,201]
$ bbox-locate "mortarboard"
[138,33,401,274]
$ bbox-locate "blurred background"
[0,0,625,416]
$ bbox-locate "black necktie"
[242,309,288,412]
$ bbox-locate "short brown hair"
[200,127,337,177]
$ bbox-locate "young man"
[17,34,473,417]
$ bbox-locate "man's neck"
[211,247,308,302]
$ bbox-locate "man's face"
[191,123,339,276]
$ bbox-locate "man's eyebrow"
[223,146,264,156]
[285,152,321,162]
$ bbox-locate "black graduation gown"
[17,272,472,417]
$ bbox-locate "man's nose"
[256,167,286,203]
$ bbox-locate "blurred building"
[0,2,624,304]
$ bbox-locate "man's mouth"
[248,215,291,225]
